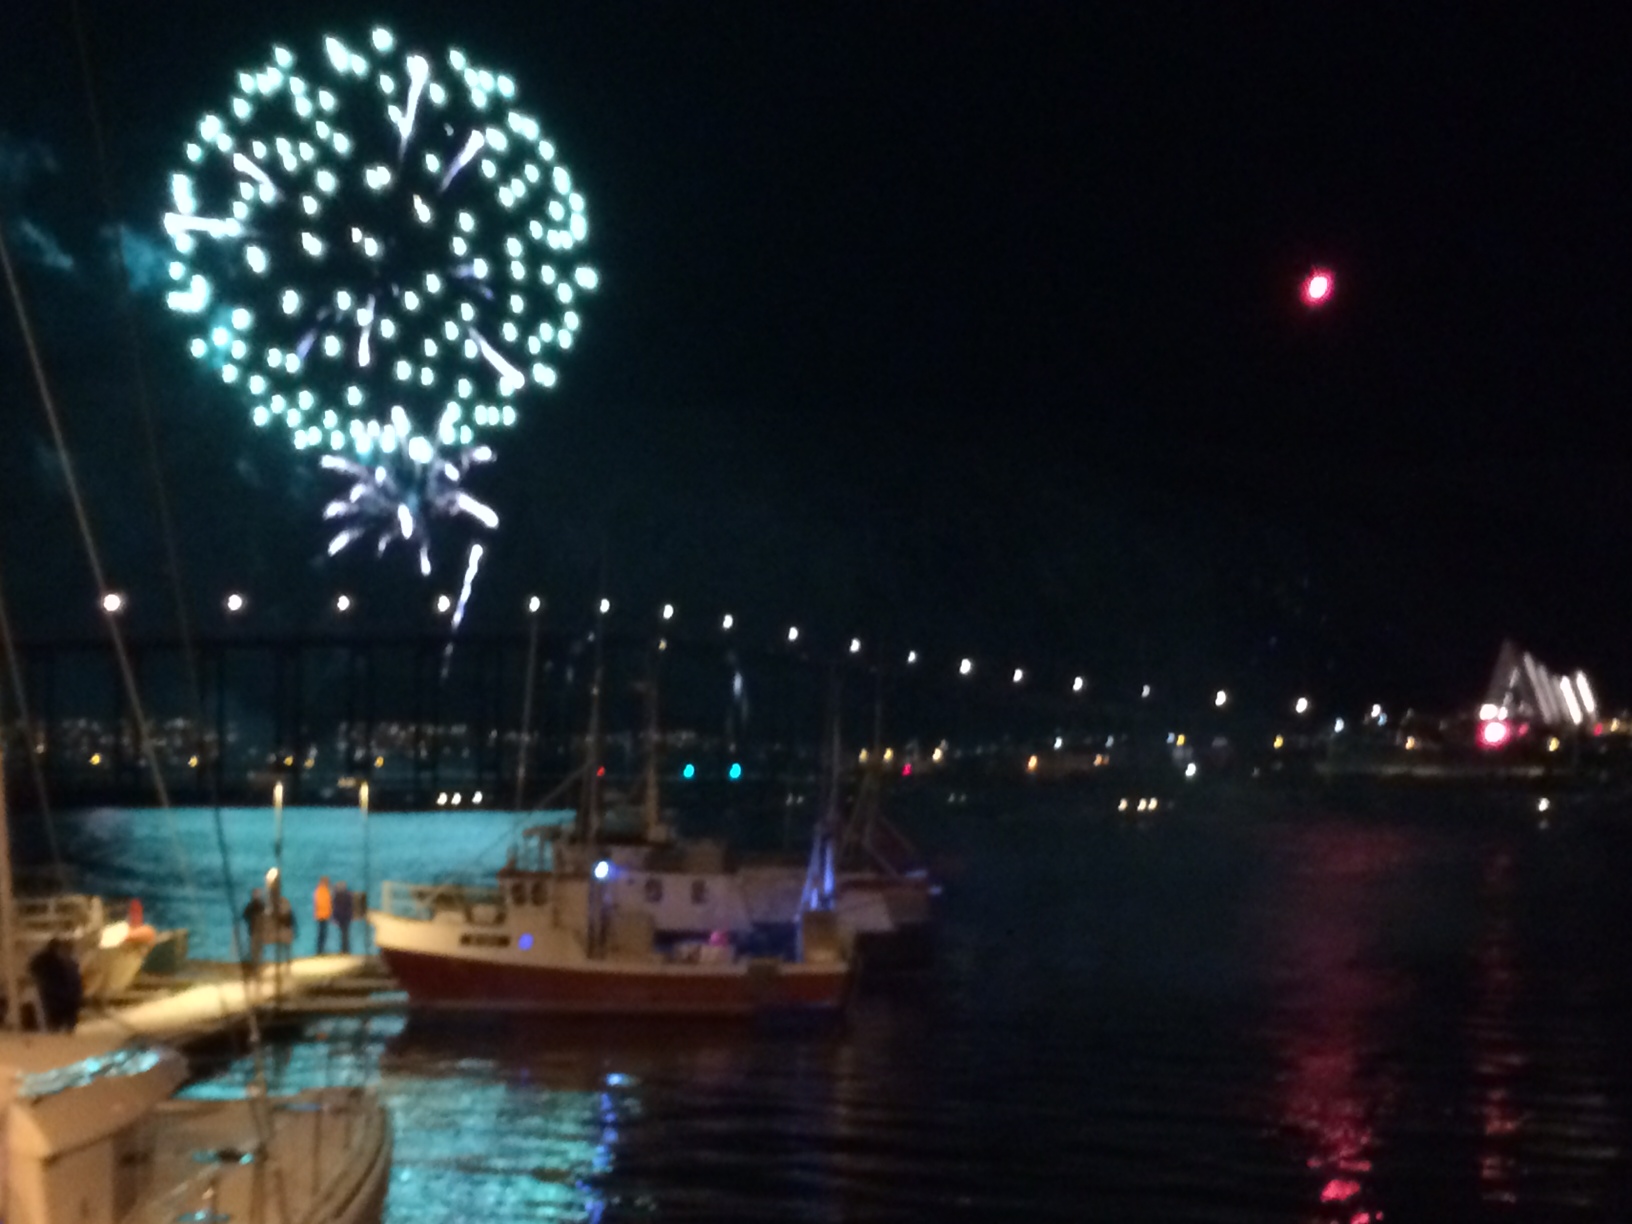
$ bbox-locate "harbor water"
[32,790,1632,1221]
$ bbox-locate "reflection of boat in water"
[1,1033,392,1224]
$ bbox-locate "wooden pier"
[78,954,400,1048]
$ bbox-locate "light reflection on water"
[37,795,1632,1220]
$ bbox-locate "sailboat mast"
[577,621,605,844]
[0,741,23,1030]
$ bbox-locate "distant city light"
[728,762,743,781]
[1141,684,1152,699]
[436,594,452,614]
[850,638,862,654]
[787,626,799,643]
[334,594,352,613]
[1214,689,1228,708]
[1294,696,1310,715]
[224,592,246,614]
[1073,676,1085,693]
[1026,754,1039,773]
[528,595,542,614]
[101,592,126,615]
[681,762,695,780]
[1184,761,1198,778]
[1538,797,1551,813]
[721,613,734,631]
[1301,267,1335,306]
[1012,668,1025,685]
[1053,736,1064,750]
[662,603,675,621]
[1333,717,1346,734]
[959,658,974,677]
[906,650,918,665]
[598,597,611,615]
[1480,720,1510,748]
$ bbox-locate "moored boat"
[370,837,852,1017]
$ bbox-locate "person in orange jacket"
[313,876,333,954]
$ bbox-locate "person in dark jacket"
[28,938,83,1032]
[332,880,355,953]
[242,887,267,969]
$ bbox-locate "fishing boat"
[370,648,854,1017]
[370,834,851,1017]
[588,704,938,970]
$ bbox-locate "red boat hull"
[380,946,850,1017]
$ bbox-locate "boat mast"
[577,614,606,845]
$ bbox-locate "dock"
[78,954,401,1049]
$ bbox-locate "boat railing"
[377,879,504,921]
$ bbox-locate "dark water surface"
[41,790,1632,1221]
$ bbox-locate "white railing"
[376,879,502,921]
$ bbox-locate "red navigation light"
[1301,267,1335,307]
[1594,722,1605,737]
[596,765,606,777]
[1479,720,1510,748]
[901,762,913,777]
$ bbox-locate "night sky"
[3,4,1630,714]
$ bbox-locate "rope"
[0,567,65,881]
[63,0,285,1119]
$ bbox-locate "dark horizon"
[4,3,1630,717]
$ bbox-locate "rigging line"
[65,0,279,1101]
[67,0,206,743]
[0,568,65,882]
[0,221,208,934]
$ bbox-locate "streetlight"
[849,638,862,655]
[598,597,611,615]
[1012,668,1025,685]
[1214,689,1228,708]
[787,626,799,643]
[1072,675,1086,694]
[721,613,734,632]
[959,658,974,677]
[101,592,126,615]
[224,592,246,614]
[1294,696,1310,715]
[527,595,543,614]
[662,603,675,621]
[906,650,918,665]
[1141,684,1152,699]
[435,594,452,615]
[334,594,352,614]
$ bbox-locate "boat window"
[458,932,511,948]
[691,879,708,906]
[644,878,664,904]
[511,881,527,907]
[531,880,547,906]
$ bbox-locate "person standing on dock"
[242,887,266,970]
[313,875,334,954]
[332,880,354,954]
